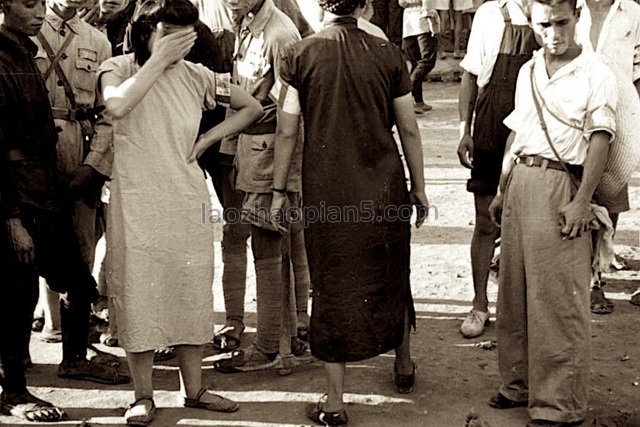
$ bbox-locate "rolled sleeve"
[84,41,114,178]
[584,70,617,143]
[459,5,488,75]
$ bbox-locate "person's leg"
[215,157,250,337]
[387,0,404,47]
[176,344,239,411]
[176,345,204,399]
[523,169,591,424]
[251,224,284,356]
[461,194,498,338]
[453,9,465,57]
[291,220,311,338]
[412,33,438,111]
[124,350,155,422]
[495,167,529,405]
[126,350,155,400]
[370,0,389,34]
[394,309,413,374]
[471,194,498,313]
[39,279,62,342]
[0,262,38,395]
[323,362,346,412]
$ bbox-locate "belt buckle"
[525,156,535,167]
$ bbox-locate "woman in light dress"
[98,0,262,424]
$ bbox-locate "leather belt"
[51,106,103,122]
[517,155,583,178]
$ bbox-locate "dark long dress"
[280,17,414,363]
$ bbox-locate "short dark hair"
[127,0,198,65]
[533,0,578,12]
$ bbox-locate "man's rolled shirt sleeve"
[584,68,617,143]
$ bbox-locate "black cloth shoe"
[305,401,348,426]
[394,360,416,394]
[488,393,528,409]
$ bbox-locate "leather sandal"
[124,396,156,426]
[183,387,239,413]
[591,285,614,315]
[0,391,67,422]
[212,321,244,352]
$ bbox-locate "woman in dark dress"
[270,0,428,424]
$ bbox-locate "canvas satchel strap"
[529,64,581,190]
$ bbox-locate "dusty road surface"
[2,83,639,427]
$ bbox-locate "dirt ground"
[2,83,639,427]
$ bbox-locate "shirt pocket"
[250,134,275,182]
[74,48,99,95]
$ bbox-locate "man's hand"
[457,134,474,169]
[69,165,97,197]
[488,193,504,227]
[269,191,289,234]
[6,218,35,264]
[558,197,595,240]
[410,188,429,228]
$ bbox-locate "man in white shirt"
[575,0,640,311]
[488,0,617,423]
[456,0,537,339]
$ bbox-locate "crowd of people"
[0,0,638,425]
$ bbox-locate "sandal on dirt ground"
[183,387,239,413]
[212,321,245,352]
[213,346,279,373]
[305,399,348,426]
[591,286,614,315]
[124,396,156,426]
[0,391,67,422]
[394,360,417,394]
[153,346,176,362]
[58,359,130,384]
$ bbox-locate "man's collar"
[0,25,38,56]
[45,5,81,34]
[533,47,589,82]
[242,0,275,36]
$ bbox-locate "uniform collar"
[242,0,276,37]
[45,5,81,34]
[0,25,38,56]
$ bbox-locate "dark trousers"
[371,0,404,46]
[0,208,98,393]
[200,150,252,324]
[403,33,438,104]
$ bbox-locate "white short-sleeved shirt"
[576,0,640,82]
[504,49,617,166]
[459,0,529,87]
